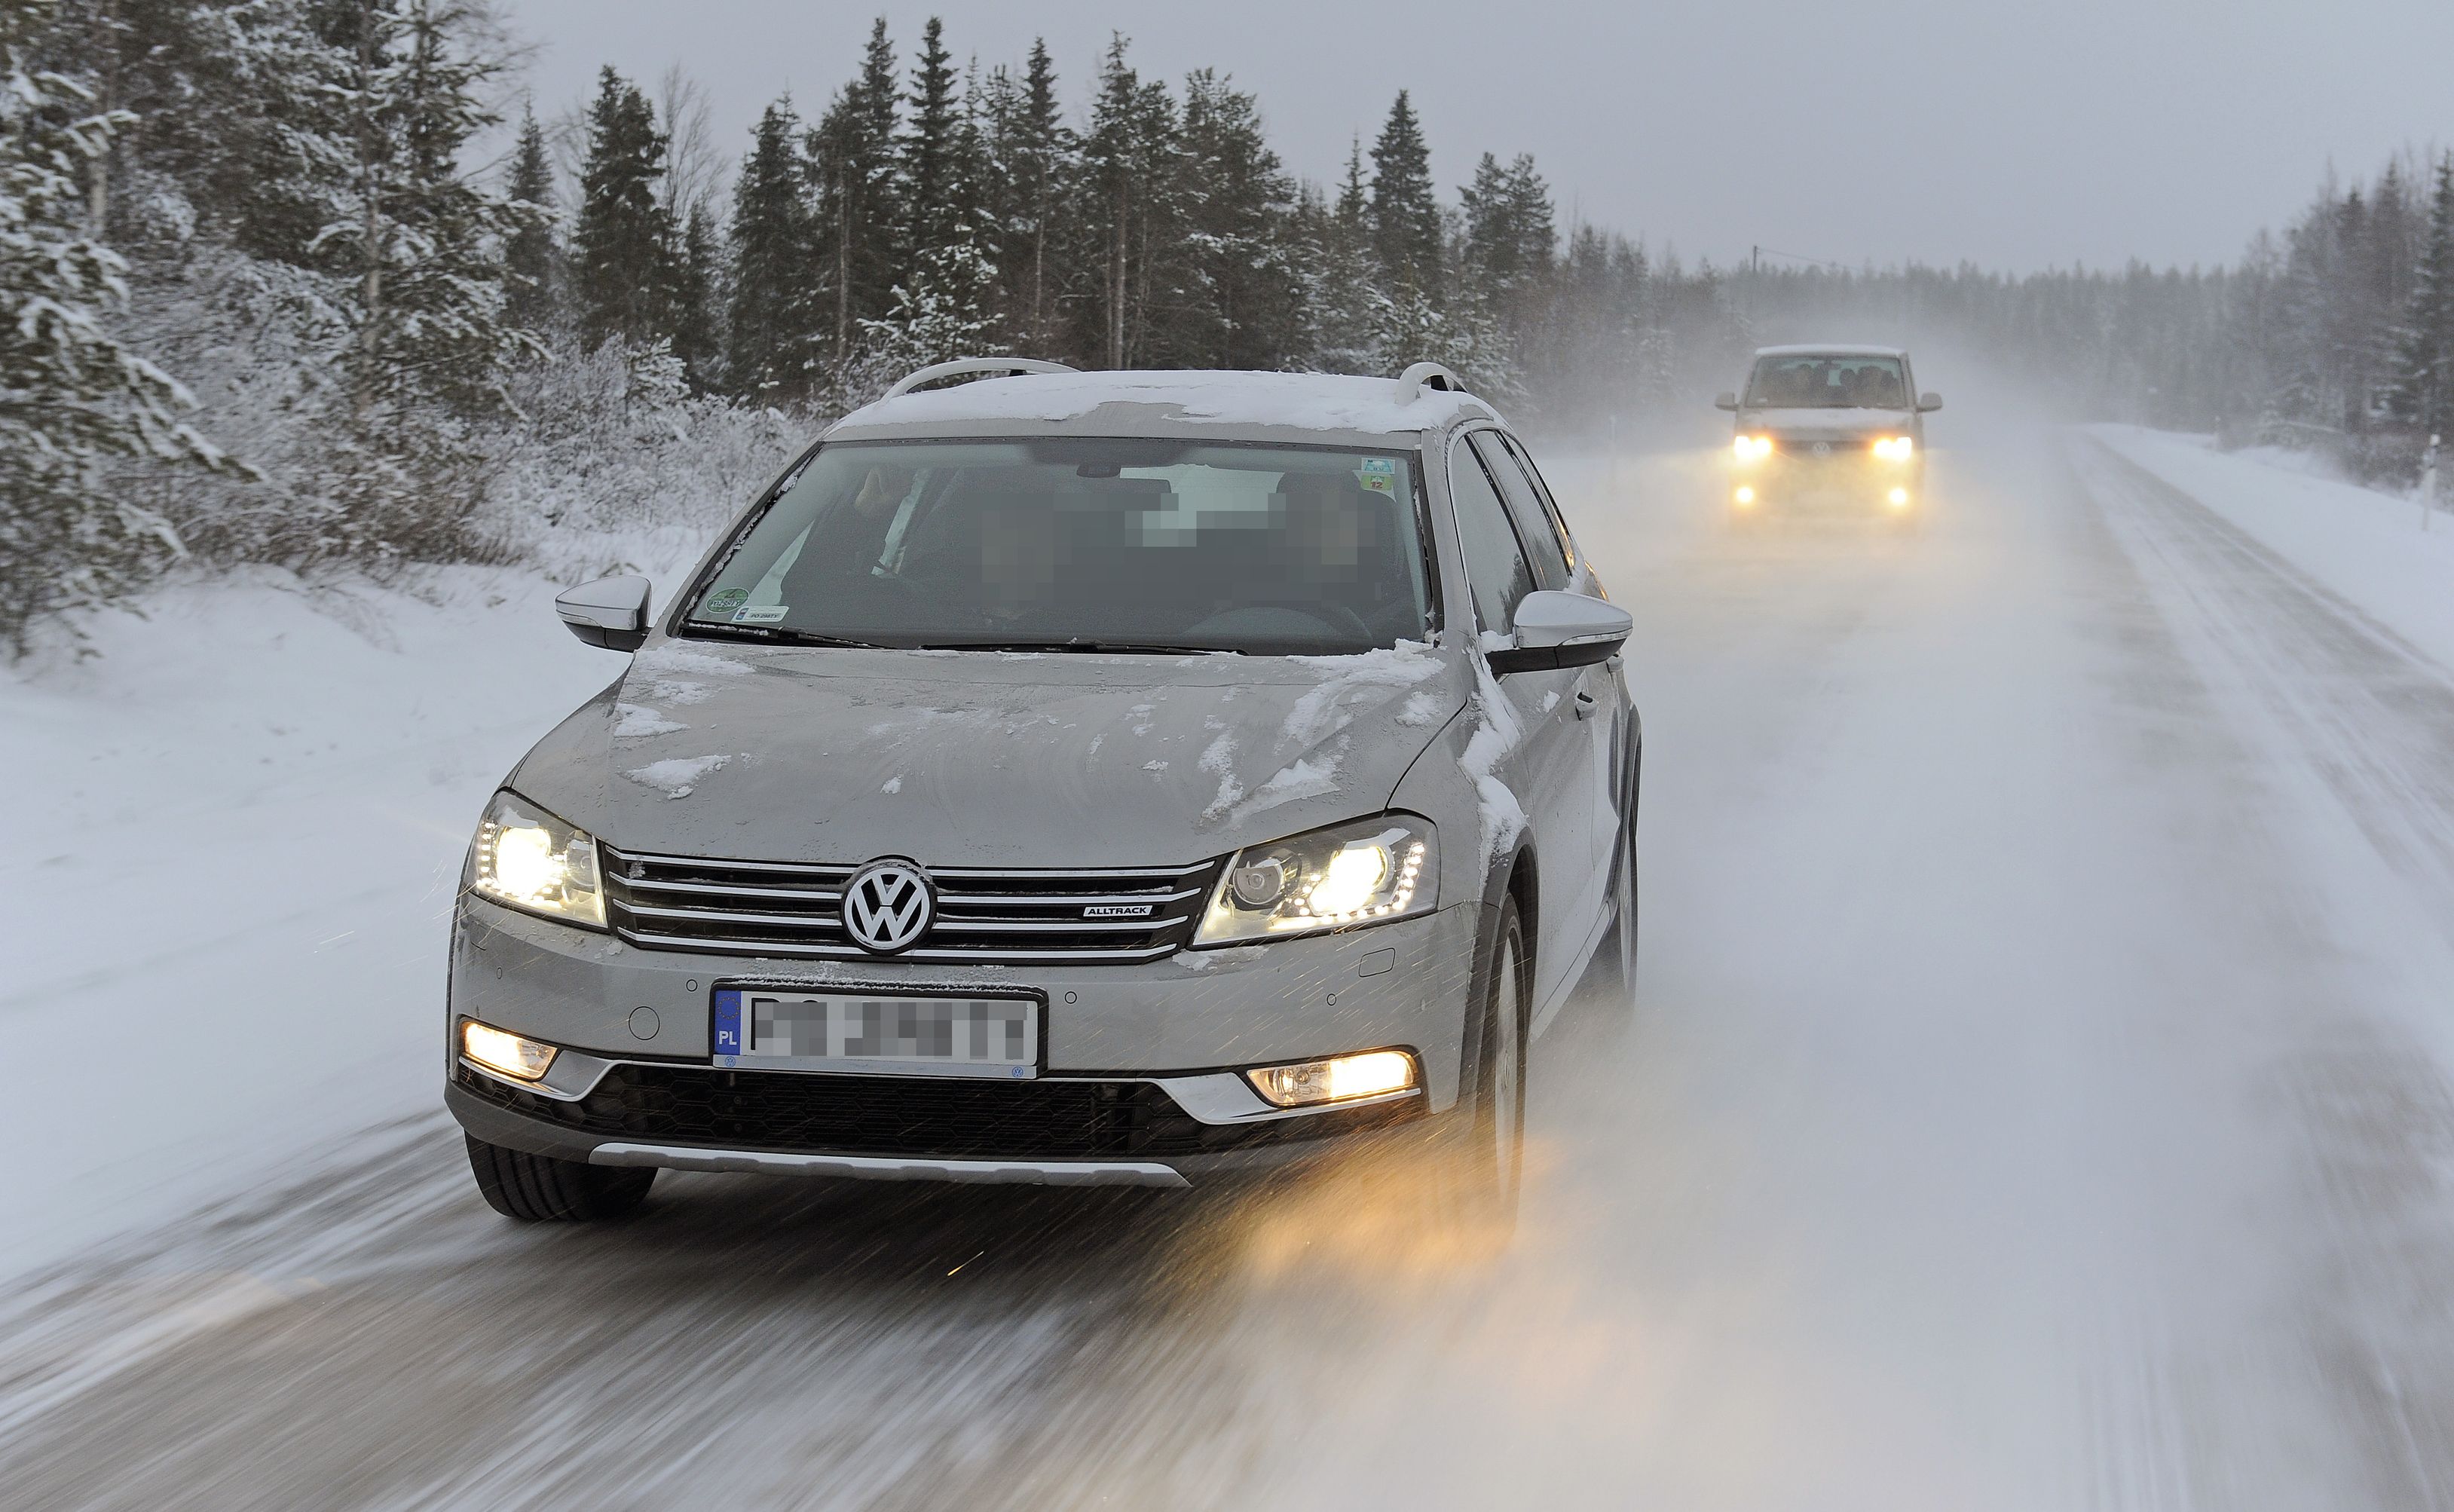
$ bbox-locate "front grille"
[457,1063,1419,1159]
[1773,436,1871,458]
[601,846,1216,964]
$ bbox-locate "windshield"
[1746,354,1908,409]
[681,439,1432,655]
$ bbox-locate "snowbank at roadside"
[2091,425,2454,671]
[0,569,625,1278]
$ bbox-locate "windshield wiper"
[917,638,1245,656]
[685,623,891,650]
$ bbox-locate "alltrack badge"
[840,857,935,953]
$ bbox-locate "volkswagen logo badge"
[841,857,934,954]
[1811,440,1832,458]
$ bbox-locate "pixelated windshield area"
[687,439,1431,653]
[1745,355,1908,409]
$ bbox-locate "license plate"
[711,988,1039,1079]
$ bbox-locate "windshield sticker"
[703,586,749,617]
[1357,458,1398,494]
[731,604,788,624]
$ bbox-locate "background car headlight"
[1871,435,1914,462]
[1733,434,1772,464]
[466,791,606,929]
[1195,814,1437,945]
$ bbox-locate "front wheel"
[1427,896,1530,1245]
[466,1135,655,1222]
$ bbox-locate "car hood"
[511,640,1467,868]
[1741,407,1914,440]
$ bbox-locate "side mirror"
[1713,391,1740,412]
[1486,589,1633,675]
[555,574,652,651]
[1917,391,1945,412]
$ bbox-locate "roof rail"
[1395,361,1466,402]
[884,357,1077,399]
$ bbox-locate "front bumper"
[445,894,1479,1186]
[1732,450,1920,509]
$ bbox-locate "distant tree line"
[5,0,2450,652]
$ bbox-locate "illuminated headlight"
[465,791,606,929]
[1247,1048,1421,1108]
[461,1019,558,1081]
[1195,814,1437,945]
[1871,436,1914,462]
[1732,434,1773,464]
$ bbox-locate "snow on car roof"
[828,369,1499,444]
[1752,344,1910,358]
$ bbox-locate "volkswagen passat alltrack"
[448,358,1640,1235]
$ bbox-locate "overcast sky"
[502,0,2454,275]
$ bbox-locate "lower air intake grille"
[457,1064,1418,1159]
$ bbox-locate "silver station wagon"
[447,358,1640,1235]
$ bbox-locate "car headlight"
[1871,436,1914,462]
[1733,434,1772,464]
[465,791,607,929]
[1194,814,1437,945]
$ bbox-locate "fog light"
[462,1020,557,1081]
[1733,486,1756,506]
[1247,1048,1418,1108]
[1887,488,1910,507]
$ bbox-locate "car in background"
[1715,345,1941,525]
[445,357,1641,1242]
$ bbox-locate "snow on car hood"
[1742,407,1915,439]
[510,639,1467,868]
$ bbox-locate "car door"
[1470,431,1617,987]
[1446,433,1593,1015]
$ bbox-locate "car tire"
[466,1134,656,1222]
[1428,895,1530,1244]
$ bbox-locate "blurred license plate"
[711,988,1039,1079]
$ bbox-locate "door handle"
[1573,689,1597,721]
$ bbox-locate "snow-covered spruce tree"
[571,65,676,353]
[305,0,540,560]
[806,18,901,378]
[847,240,1002,399]
[2396,154,2454,441]
[0,0,228,653]
[1300,138,1382,374]
[1177,69,1304,371]
[1366,90,1440,304]
[666,203,720,388]
[723,94,821,400]
[978,39,1068,357]
[1069,36,1186,370]
[503,105,558,332]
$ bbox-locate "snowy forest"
[5,0,2454,653]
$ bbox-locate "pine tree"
[319,0,537,417]
[503,105,556,332]
[1367,90,1439,301]
[1304,136,1380,372]
[899,17,968,254]
[2398,154,2454,439]
[571,64,675,351]
[981,39,1066,355]
[1177,70,1301,369]
[1072,35,1183,369]
[667,204,720,387]
[724,94,819,399]
[1,0,229,651]
[807,18,901,372]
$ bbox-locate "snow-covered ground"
[2094,424,2454,670]
[3,413,2453,1508]
[0,571,623,1275]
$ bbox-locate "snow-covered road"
[5,420,2453,1510]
